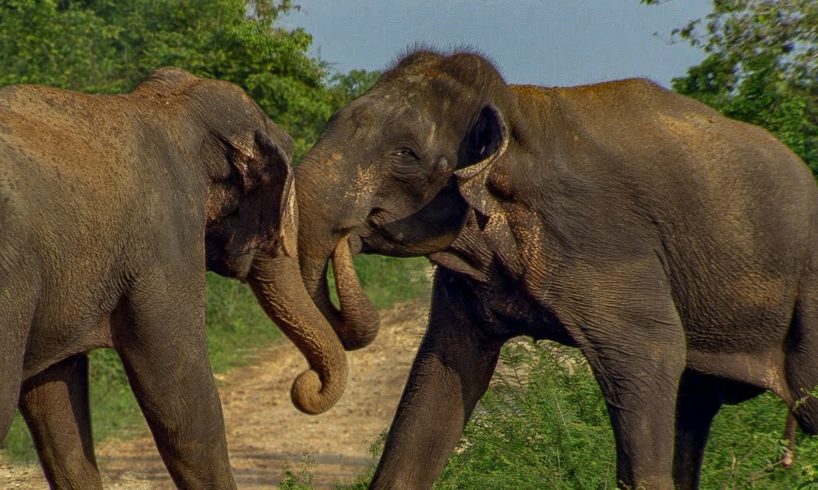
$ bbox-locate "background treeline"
[0,0,425,461]
[418,3,818,488]
[0,0,378,157]
[642,0,818,174]
[2,0,818,488]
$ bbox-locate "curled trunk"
[302,236,380,351]
[247,252,348,414]
[295,151,381,351]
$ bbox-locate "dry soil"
[0,300,429,489]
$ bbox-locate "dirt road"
[0,300,428,489]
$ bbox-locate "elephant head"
[296,51,517,337]
[139,67,348,414]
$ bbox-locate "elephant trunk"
[296,153,380,351]
[247,251,348,414]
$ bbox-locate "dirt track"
[0,300,429,489]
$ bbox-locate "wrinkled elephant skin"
[295,50,818,489]
[0,69,348,489]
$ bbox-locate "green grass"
[436,342,616,490]
[336,341,818,490]
[2,273,278,461]
[12,255,816,490]
[2,255,430,462]
[346,255,431,309]
[702,394,818,489]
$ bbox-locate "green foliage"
[2,273,279,461]
[642,0,818,172]
[337,342,818,489]
[346,255,431,309]
[0,0,378,157]
[702,393,818,488]
[0,0,120,91]
[642,0,817,91]
[1,417,34,461]
[328,69,382,104]
[204,272,280,371]
[436,342,616,490]
[277,455,317,490]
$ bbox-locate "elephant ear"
[228,130,298,258]
[454,104,509,216]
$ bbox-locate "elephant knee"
[793,397,818,435]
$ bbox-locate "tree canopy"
[642,0,818,173]
[0,0,375,156]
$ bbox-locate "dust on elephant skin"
[295,49,818,489]
[0,68,349,489]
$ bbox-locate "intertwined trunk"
[295,152,380,351]
[247,252,348,414]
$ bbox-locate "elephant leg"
[112,281,235,490]
[371,276,504,489]
[786,271,818,435]
[672,371,723,490]
[578,301,686,489]
[0,286,33,440]
[19,354,102,490]
[0,353,24,442]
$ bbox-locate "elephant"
[294,49,818,489]
[0,68,361,489]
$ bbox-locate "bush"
[702,392,818,489]
[437,342,616,490]
[2,272,277,461]
[342,340,818,489]
[3,253,431,462]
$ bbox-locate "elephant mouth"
[366,207,398,230]
[359,208,408,254]
[360,179,470,257]
[328,207,396,253]
[358,209,392,245]
[206,248,257,280]
[360,209,454,257]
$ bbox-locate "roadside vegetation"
[2,0,817,488]
[437,345,818,489]
[3,255,429,461]
[317,342,818,489]
[283,1,818,489]
[0,0,393,461]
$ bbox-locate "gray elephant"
[0,68,359,489]
[294,50,818,489]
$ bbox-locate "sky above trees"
[281,0,713,88]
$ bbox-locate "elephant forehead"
[423,121,439,146]
[378,104,438,140]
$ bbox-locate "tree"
[0,0,120,91]
[642,0,818,173]
[0,0,383,459]
[0,0,378,157]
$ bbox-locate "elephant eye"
[395,148,420,160]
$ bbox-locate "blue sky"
[281,0,713,88]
